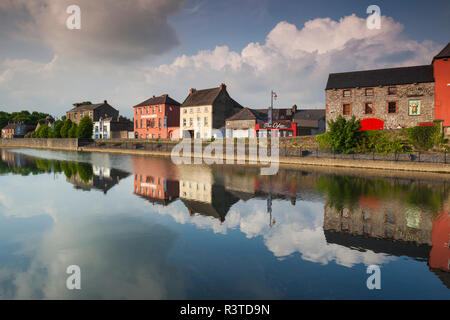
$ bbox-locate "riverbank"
[2,138,450,174]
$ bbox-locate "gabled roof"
[226,108,267,121]
[181,87,222,107]
[68,102,109,112]
[134,94,181,107]
[433,42,450,61]
[325,65,434,90]
[293,109,325,121]
[2,123,19,130]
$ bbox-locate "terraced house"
[133,94,181,139]
[180,83,243,139]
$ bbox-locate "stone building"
[66,100,119,125]
[325,65,435,130]
[1,123,19,139]
[180,84,243,139]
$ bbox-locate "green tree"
[60,119,72,138]
[38,125,50,138]
[51,120,64,138]
[316,115,362,153]
[68,122,78,138]
[76,116,94,139]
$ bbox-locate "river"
[0,148,448,299]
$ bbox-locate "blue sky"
[0,0,448,118]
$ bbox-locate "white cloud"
[0,13,441,116]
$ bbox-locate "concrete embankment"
[2,138,450,174]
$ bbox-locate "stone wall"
[0,138,80,150]
[326,82,435,130]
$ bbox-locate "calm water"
[0,148,448,299]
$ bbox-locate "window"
[183,109,187,114]
[159,106,162,112]
[342,104,351,115]
[153,106,156,113]
[197,108,200,113]
[343,89,351,97]
[189,118,193,126]
[388,102,397,113]
[205,107,209,112]
[183,118,186,126]
[365,88,374,96]
[140,119,143,128]
[135,109,138,115]
[147,107,150,113]
[135,120,138,128]
[190,108,193,114]
[158,118,161,128]
[140,108,143,114]
[388,87,397,95]
[204,117,208,126]
[364,103,374,114]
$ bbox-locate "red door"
[359,118,384,131]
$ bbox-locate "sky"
[0,0,448,119]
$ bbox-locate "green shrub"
[37,125,50,138]
[323,115,362,153]
[68,123,78,138]
[316,132,332,150]
[406,124,445,151]
[357,131,411,155]
[60,119,72,138]
[51,120,64,138]
[76,116,93,139]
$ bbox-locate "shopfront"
[255,121,297,137]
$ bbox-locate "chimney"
[291,104,297,114]
[220,83,226,90]
[104,100,107,104]
[189,88,196,95]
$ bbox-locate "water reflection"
[0,149,448,298]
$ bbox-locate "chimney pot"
[220,83,226,90]
[189,88,196,95]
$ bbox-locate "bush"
[51,120,64,138]
[68,123,78,138]
[406,123,445,151]
[316,132,333,150]
[60,119,72,138]
[76,116,94,139]
[323,115,362,153]
[357,130,411,155]
[37,125,50,138]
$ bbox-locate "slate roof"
[433,42,450,60]
[181,87,222,107]
[325,65,435,90]
[134,94,181,107]
[2,123,19,130]
[226,108,267,121]
[293,109,325,121]
[68,102,106,112]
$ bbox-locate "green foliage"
[406,124,446,151]
[357,131,411,155]
[68,123,78,138]
[76,162,94,183]
[0,110,53,129]
[76,116,93,139]
[322,115,362,153]
[51,120,64,138]
[37,125,50,138]
[316,132,333,150]
[60,119,72,138]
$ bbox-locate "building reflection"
[132,156,180,206]
[66,165,130,194]
[320,175,449,288]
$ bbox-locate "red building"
[255,121,297,137]
[132,156,179,205]
[133,94,181,139]
[433,43,450,127]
